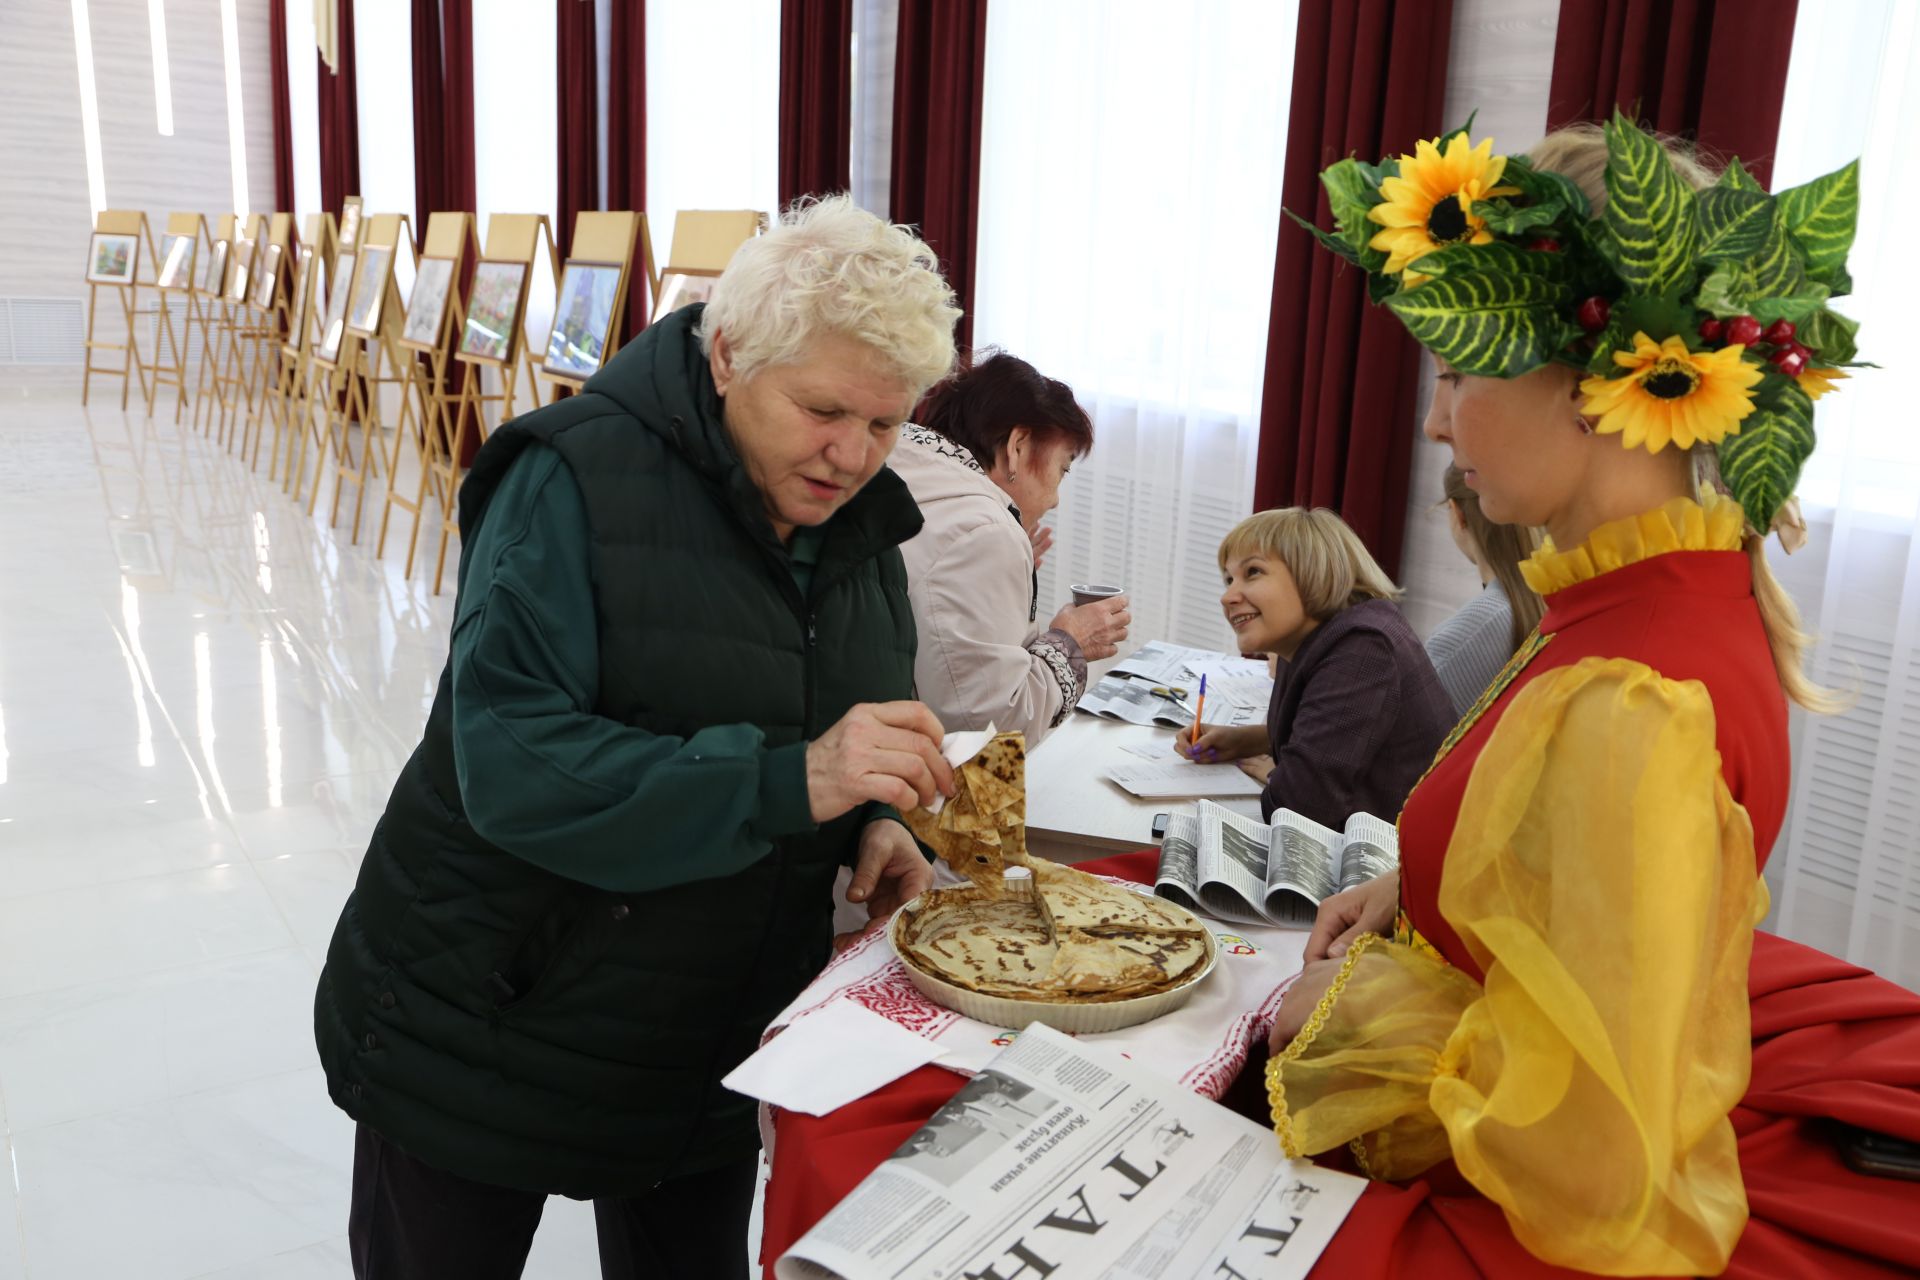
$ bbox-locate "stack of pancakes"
[896,733,1211,1004]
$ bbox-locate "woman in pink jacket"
[891,354,1131,746]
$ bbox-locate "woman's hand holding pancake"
[807,702,955,821]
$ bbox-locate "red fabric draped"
[410,0,444,242]
[440,0,476,215]
[317,0,361,219]
[1548,0,1800,189]
[269,0,295,214]
[778,0,853,210]
[1252,0,1455,578]
[556,0,599,258]
[890,0,988,355]
[607,0,647,340]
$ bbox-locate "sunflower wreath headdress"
[1301,108,1865,536]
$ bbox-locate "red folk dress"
[1267,495,1920,1277]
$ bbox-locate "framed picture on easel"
[86,232,138,286]
[346,244,392,336]
[457,259,529,365]
[252,244,283,311]
[655,268,718,318]
[156,234,196,290]
[315,250,356,365]
[226,238,256,304]
[288,246,316,343]
[541,260,623,380]
[205,240,230,296]
[400,256,457,351]
[338,197,364,253]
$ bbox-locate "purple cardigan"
[1261,598,1455,829]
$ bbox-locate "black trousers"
[349,1124,757,1280]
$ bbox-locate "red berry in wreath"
[1576,296,1611,333]
[1526,237,1562,253]
[1726,315,1764,347]
[1762,318,1797,346]
[1771,348,1808,378]
[1788,341,1812,363]
[1698,318,1726,344]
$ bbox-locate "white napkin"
[722,999,948,1116]
[925,723,997,815]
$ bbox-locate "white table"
[1024,712,1264,863]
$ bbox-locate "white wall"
[0,0,277,375]
[1394,0,1559,635]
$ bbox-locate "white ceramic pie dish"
[887,879,1219,1034]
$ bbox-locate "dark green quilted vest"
[314,308,921,1196]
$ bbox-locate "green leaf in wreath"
[1799,308,1860,363]
[1286,209,1362,267]
[1718,375,1815,533]
[1603,110,1699,294]
[1413,241,1569,283]
[1717,158,1765,194]
[1608,292,1697,345]
[1744,207,1812,298]
[1471,198,1564,237]
[1385,266,1571,378]
[1777,159,1860,281]
[1321,159,1382,253]
[1696,186,1774,263]
[1747,291,1832,327]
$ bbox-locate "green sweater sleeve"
[449,446,817,892]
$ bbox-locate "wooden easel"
[535,211,650,399]
[82,209,156,410]
[145,212,205,422]
[328,211,416,543]
[429,212,553,594]
[191,215,240,437]
[245,212,297,471]
[657,209,761,304]
[378,210,479,582]
[283,212,339,500]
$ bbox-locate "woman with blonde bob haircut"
[317,196,965,1279]
[1178,507,1454,831]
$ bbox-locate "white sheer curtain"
[283,0,321,219]
[644,0,779,269]
[473,1,559,342]
[1765,0,1920,990]
[972,0,1297,651]
[849,0,897,217]
[352,2,415,224]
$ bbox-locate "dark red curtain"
[556,0,599,258]
[891,0,987,355]
[410,0,444,240]
[607,0,647,339]
[317,0,361,218]
[1548,0,1800,188]
[1253,0,1455,579]
[779,0,853,209]
[270,0,295,213]
[441,0,477,214]
[410,0,477,241]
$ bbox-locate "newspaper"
[1077,675,1193,728]
[1088,642,1275,730]
[775,1024,1364,1280]
[1155,801,1398,927]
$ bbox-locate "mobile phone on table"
[1151,812,1170,840]
[1837,1125,1920,1181]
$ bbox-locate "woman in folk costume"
[1263,112,1920,1276]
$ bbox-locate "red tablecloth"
[759,852,1920,1278]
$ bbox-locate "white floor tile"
[0,948,319,1131]
[12,1068,352,1280]
[188,1236,352,1280]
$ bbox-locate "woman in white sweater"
[891,354,1130,746]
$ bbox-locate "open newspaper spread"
[775,1025,1363,1280]
[1155,801,1397,927]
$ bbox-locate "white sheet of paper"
[722,1000,948,1116]
[1105,760,1265,798]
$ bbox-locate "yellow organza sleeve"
[1266,657,1767,1276]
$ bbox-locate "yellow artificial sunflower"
[1579,332,1765,453]
[1797,365,1849,400]
[1367,134,1521,284]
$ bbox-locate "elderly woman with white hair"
[315,197,961,1279]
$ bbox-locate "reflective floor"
[0,388,602,1277]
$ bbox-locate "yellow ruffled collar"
[1520,491,1746,595]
